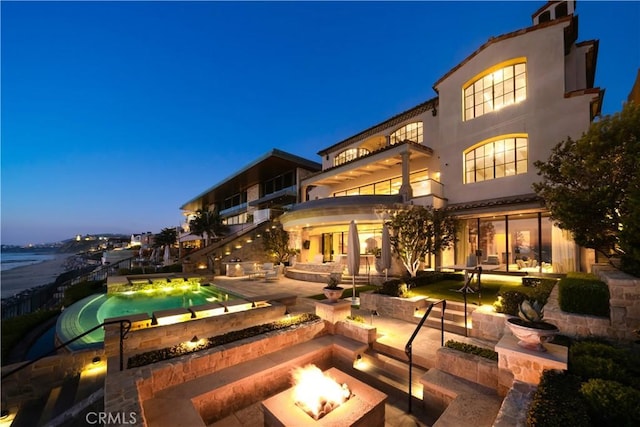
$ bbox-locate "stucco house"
[279,0,602,274]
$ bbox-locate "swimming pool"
[56,285,240,351]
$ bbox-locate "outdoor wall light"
[190,335,199,343]
[92,356,101,365]
[1,409,9,419]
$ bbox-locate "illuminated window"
[464,136,528,183]
[334,148,370,166]
[464,61,527,121]
[333,170,431,196]
[390,122,423,145]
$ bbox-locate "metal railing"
[404,299,446,414]
[1,256,135,319]
[459,267,482,337]
[1,319,131,380]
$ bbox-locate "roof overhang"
[317,98,438,156]
[180,149,320,212]
[446,193,545,218]
[304,141,433,187]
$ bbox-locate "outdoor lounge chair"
[264,268,279,281]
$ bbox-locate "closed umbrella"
[347,220,360,304]
[381,224,392,281]
[163,245,171,266]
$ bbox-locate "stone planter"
[506,318,559,352]
[323,287,345,303]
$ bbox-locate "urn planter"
[506,317,559,352]
[323,287,345,303]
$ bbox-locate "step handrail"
[459,266,482,337]
[1,319,131,380]
[404,299,446,414]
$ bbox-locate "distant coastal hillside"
[2,234,130,255]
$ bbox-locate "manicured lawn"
[409,279,522,306]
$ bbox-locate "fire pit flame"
[291,365,352,420]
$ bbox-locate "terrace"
[1,268,638,426]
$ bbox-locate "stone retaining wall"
[435,347,498,392]
[542,265,640,341]
[1,348,104,405]
[470,305,507,342]
[593,264,640,341]
[543,285,612,339]
[335,319,377,344]
[103,302,286,365]
[285,262,343,283]
[360,291,428,322]
[103,319,327,426]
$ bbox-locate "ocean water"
[0,252,57,272]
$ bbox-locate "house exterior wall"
[435,19,594,205]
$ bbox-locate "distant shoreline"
[0,254,73,299]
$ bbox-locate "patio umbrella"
[381,224,392,281]
[150,247,158,263]
[347,220,360,304]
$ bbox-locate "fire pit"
[262,366,386,427]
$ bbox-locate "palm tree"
[154,227,177,249]
[189,208,228,247]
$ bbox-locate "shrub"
[127,313,320,368]
[1,309,59,365]
[377,279,409,297]
[558,275,609,317]
[522,277,559,289]
[444,340,498,361]
[494,290,528,315]
[570,340,640,389]
[527,370,590,427]
[407,271,464,287]
[580,379,640,426]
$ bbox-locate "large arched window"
[390,122,423,145]
[334,147,370,166]
[464,135,528,183]
[463,59,527,121]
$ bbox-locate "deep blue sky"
[2,1,639,246]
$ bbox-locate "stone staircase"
[9,367,105,427]
[414,300,475,336]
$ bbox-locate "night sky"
[2,1,638,245]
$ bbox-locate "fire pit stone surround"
[262,367,387,427]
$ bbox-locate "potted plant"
[506,299,559,352]
[323,275,344,303]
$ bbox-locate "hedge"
[580,379,640,426]
[444,340,498,361]
[526,370,590,427]
[557,274,609,317]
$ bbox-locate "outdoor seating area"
[244,262,279,281]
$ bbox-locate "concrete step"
[50,374,80,421]
[421,368,503,427]
[355,350,426,399]
[38,386,62,426]
[9,394,48,427]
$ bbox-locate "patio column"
[399,150,412,202]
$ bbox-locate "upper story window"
[390,122,423,145]
[334,148,370,166]
[223,192,247,210]
[262,171,295,196]
[463,59,527,121]
[464,135,528,183]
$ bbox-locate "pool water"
[57,285,240,351]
